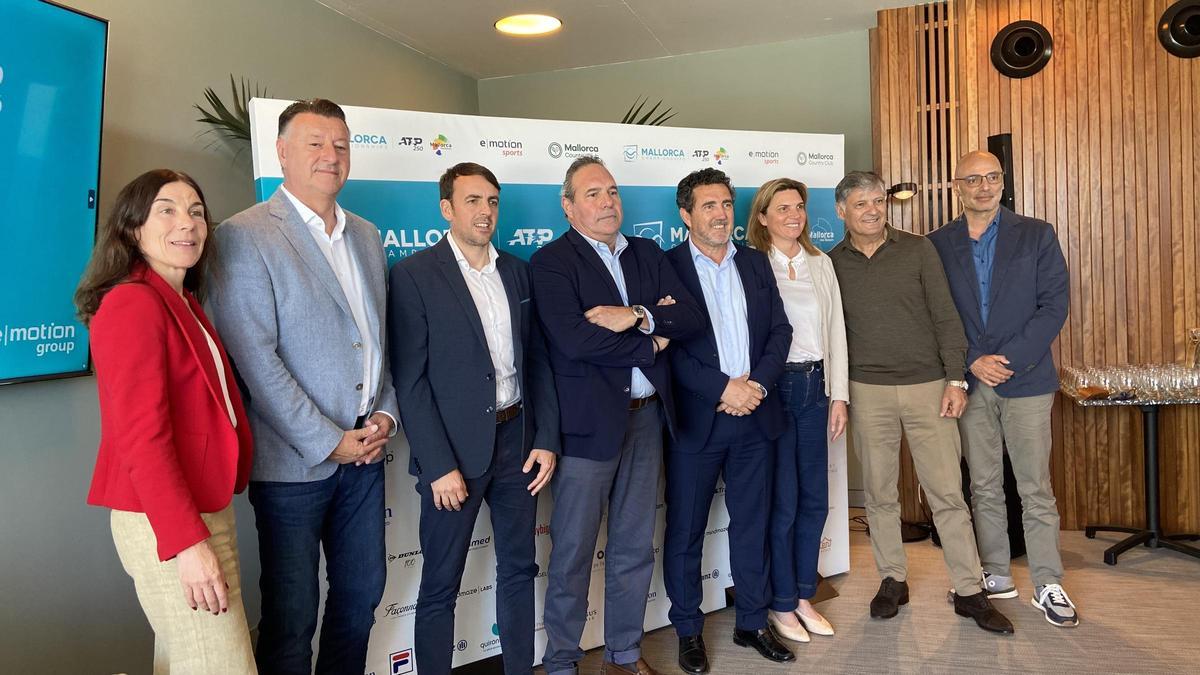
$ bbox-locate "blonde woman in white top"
[747,178,849,644]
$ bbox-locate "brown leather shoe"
[952,590,1015,634]
[600,658,662,675]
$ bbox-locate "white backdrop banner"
[248,99,850,675]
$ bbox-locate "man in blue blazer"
[389,162,560,674]
[928,150,1074,627]
[663,169,795,673]
[534,156,704,675]
[208,99,399,674]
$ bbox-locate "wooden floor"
[552,521,1200,674]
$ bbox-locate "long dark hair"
[74,169,212,325]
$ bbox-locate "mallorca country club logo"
[796,149,836,166]
[548,142,563,158]
[430,134,452,155]
[795,150,808,166]
[548,141,600,159]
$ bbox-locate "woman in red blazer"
[76,169,256,674]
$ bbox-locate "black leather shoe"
[870,577,910,619]
[732,627,795,663]
[677,635,709,673]
[952,591,1015,634]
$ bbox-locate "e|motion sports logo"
[480,138,524,157]
[548,141,600,159]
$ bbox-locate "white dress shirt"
[281,186,382,418]
[446,232,520,408]
[689,241,750,377]
[575,230,656,398]
[769,245,824,363]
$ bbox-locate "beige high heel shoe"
[796,608,834,636]
[767,610,811,643]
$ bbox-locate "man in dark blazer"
[534,156,704,675]
[389,163,560,675]
[663,169,795,673]
[928,150,1074,627]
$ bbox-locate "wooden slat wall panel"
[871,0,1200,532]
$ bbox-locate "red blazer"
[87,264,253,561]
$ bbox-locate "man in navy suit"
[389,162,561,674]
[928,150,1074,627]
[663,168,795,673]
[534,156,704,675]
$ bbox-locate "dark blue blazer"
[530,228,705,461]
[389,238,560,485]
[928,206,1069,397]
[665,243,792,453]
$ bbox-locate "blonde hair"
[746,178,819,256]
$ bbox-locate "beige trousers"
[111,504,256,675]
[850,379,984,595]
[960,384,1063,586]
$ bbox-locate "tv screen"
[0,1,107,384]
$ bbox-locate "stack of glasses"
[1060,364,1200,404]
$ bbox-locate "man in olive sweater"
[828,171,1012,634]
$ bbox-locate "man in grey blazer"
[389,162,559,675]
[207,98,399,675]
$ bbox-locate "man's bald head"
[952,150,1005,218]
[955,151,1003,178]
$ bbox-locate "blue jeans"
[249,461,386,675]
[414,413,538,675]
[769,366,829,609]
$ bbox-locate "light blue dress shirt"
[689,240,750,378]
[972,211,1001,325]
[576,230,656,398]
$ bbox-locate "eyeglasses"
[953,172,1004,187]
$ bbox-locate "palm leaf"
[620,97,675,126]
[194,75,268,153]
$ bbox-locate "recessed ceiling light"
[495,14,562,36]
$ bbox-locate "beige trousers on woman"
[111,504,256,675]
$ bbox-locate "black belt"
[785,360,823,373]
[496,403,522,424]
[629,393,659,410]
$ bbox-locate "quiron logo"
[430,134,452,155]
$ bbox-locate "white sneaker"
[1032,584,1078,627]
[983,572,1018,599]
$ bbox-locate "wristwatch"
[947,379,969,392]
[630,304,647,329]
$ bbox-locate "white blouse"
[769,246,824,363]
[198,321,238,428]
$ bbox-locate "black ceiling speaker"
[1159,0,1200,58]
[990,20,1053,78]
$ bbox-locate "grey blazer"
[207,188,400,482]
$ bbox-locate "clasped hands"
[584,295,675,354]
[329,412,394,466]
[717,373,765,417]
[970,354,1014,387]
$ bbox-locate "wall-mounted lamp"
[888,182,918,200]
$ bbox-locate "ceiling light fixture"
[495,14,562,36]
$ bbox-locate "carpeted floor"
[562,516,1200,674]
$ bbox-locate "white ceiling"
[313,0,914,79]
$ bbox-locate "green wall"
[478,31,874,174]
